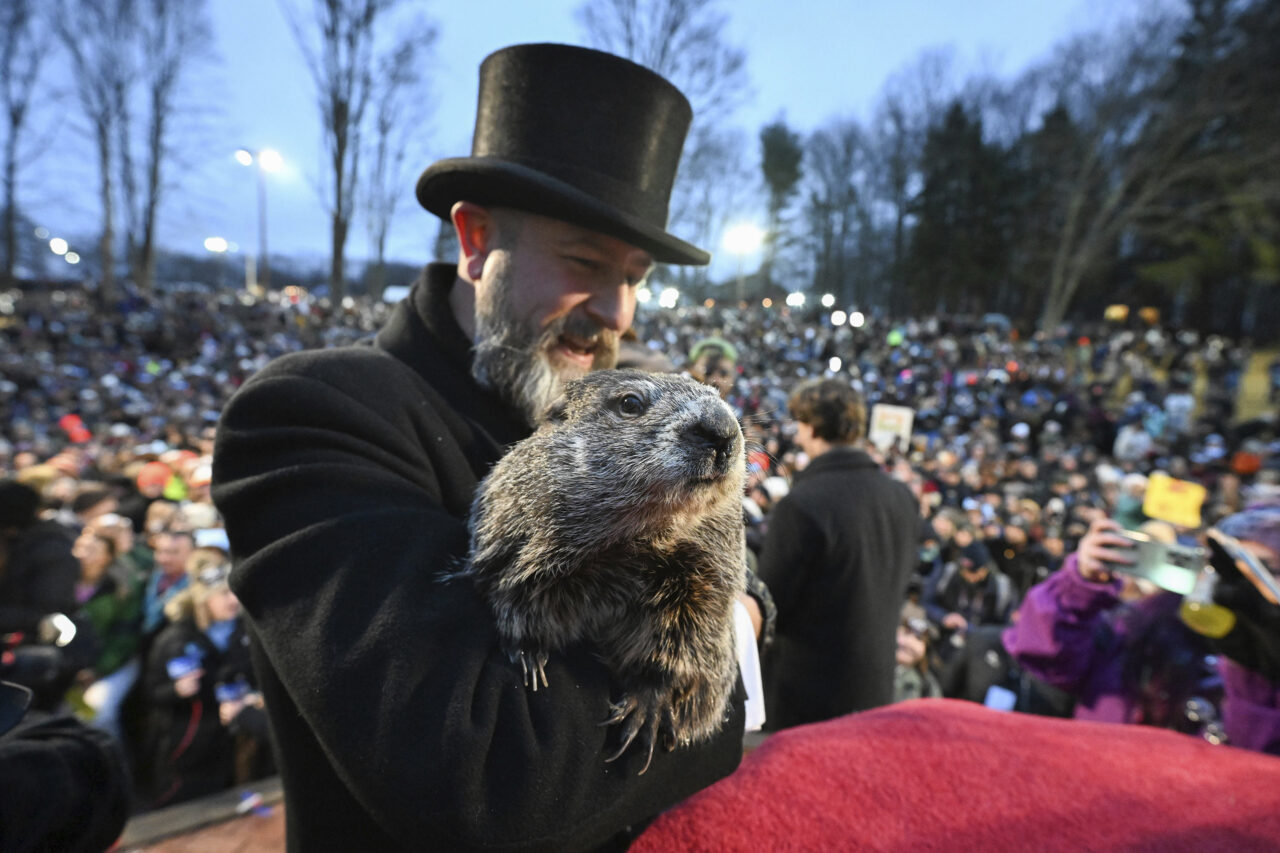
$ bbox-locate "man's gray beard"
[471,270,620,425]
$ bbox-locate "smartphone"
[1108,529,1206,595]
[1206,529,1280,605]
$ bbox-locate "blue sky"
[22,0,1126,276]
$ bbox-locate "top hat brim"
[417,158,710,266]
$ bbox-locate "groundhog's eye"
[616,393,647,417]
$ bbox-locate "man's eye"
[567,256,602,272]
[616,393,647,417]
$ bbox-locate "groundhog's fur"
[462,369,746,772]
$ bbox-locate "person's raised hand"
[1077,517,1134,583]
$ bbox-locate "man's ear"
[452,201,493,283]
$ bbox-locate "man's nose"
[584,282,636,333]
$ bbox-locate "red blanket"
[633,699,1280,852]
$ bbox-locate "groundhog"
[460,369,747,773]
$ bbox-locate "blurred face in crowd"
[91,515,135,556]
[145,501,176,540]
[896,624,927,667]
[690,348,737,400]
[73,532,114,583]
[155,532,193,578]
[459,205,651,423]
[203,584,241,623]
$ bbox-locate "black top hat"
[416,43,709,266]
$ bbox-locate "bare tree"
[361,19,437,298]
[665,125,751,293]
[1,1,54,284]
[804,118,867,305]
[119,0,215,292]
[285,0,396,301]
[866,47,958,313]
[54,0,138,302]
[577,0,751,266]
[1026,6,1280,329]
[578,0,748,123]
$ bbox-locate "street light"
[722,223,764,303]
[235,147,281,292]
[205,236,232,290]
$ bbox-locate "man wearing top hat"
[212,44,746,851]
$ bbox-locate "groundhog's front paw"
[600,685,679,775]
[501,641,549,691]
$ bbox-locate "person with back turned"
[758,378,920,730]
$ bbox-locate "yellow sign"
[1143,472,1207,529]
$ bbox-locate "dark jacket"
[0,521,79,634]
[212,264,745,852]
[923,561,1017,629]
[143,616,247,807]
[758,447,920,729]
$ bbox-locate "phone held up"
[1105,528,1280,638]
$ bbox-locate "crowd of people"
[2,270,1277,818]
[5,43,1278,853]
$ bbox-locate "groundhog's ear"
[540,396,569,426]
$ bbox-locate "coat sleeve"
[754,494,825,624]
[1001,553,1122,693]
[211,355,743,851]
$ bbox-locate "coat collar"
[795,445,880,482]
[374,263,531,450]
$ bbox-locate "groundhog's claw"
[601,689,676,775]
[507,648,549,691]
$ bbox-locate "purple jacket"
[1003,555,1280,754]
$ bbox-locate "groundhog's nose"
[683,413,738,466]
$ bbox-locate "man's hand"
[737,592,762,640]
[1077,517,1134,583]
[219,699,244,726]
[942,613,968,632]
[174,670,202,699]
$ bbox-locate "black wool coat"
[757,447,920,730]
[212,264,744,852]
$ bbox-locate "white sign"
[868,404,915,454]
